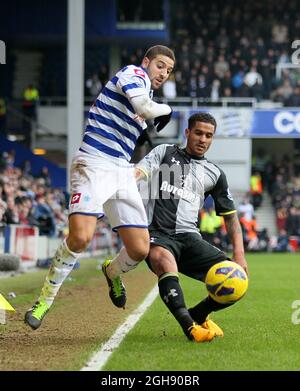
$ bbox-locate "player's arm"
[118,67,172,131]
[208,169,248,275]
[135,144,167,182]
[223,212,248,275]
[130,94,171,119]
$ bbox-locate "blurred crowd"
[199,197,271,254]
[0,150,67,237]
[199,148,300,252]
[267,153,300,251]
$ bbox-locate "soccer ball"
[205,260,248,304]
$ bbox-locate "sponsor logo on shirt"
[160,180,196,202]
[71,193,81,204]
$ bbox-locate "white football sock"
[106,247,140,279]
[39,238,81,307]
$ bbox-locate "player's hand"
[233,255,249,276]
[154,110,173,132]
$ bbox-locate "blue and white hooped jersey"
[80,65,152,162]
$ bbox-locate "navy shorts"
[147,231,230,281]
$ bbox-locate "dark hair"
[144,45,175,63]
[188,112,217,132]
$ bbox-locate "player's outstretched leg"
[102,259,126,308]
[25,239,80,330]
[158,273,215,342]
[188,322,215,342]
[201,317,224,337]
[189,296,233,337]
[24,300,50,330]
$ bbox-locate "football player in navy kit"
[135,112,248,342]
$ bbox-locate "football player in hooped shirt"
[134,112,249,342]
[25,45,175,330]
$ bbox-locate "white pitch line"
[81,285,159,371]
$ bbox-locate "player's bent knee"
[126,241,149,262]
[67,234,92,253]
[120,228,149,261]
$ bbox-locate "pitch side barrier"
[0,225,116,267]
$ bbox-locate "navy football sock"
[158,274,195,337]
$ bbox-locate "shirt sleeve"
[205,168,236,216]
[117,66,150,99]
[135,144,168,178]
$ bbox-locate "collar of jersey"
[179,147,206,161]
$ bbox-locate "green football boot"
[102,259,126,308]
[24,300,50,330]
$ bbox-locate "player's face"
[185,121,215,156]
[142,55,174,90]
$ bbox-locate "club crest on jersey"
[71,193,81,204]
[134,68,145,78]
[227,188,234,201]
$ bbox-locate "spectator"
[210,79,221,102]
[86,73,102,97]
[276,207,287,231]
[271,22,288,48]
[0,97,7,137]
[281,80,294,102]
[257,228,270,252]
[214,54,229,79]
[240,213,259,251]
[22,84,39,149]
[244,66,263,89]
[232,70,245,95]
[252,148,269,185]
[22,160,33,177]
[0,153,7,173]
[3,196,19,224]
[238,196,254,221]
[162,73,177,99]
[273,229,290,252]
[0,198,7,225]
[199,208,223,246]
[284,87,300,107]
[37,166,51,187]
[98,64,109,86]
[250,171,263,208]
[286,207,300,236]
[32,194,56,236]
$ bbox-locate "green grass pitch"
[103,253,300,371]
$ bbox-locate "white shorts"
[69,151,148,231]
